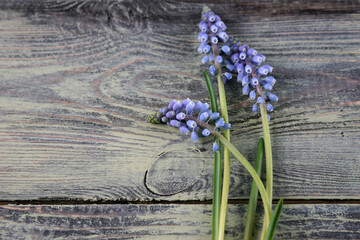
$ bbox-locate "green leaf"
[203,70,222,240]
[243,138,264,240]
[265,198,284,240]
[203,70,219,113]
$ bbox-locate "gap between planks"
[1,199,360,205]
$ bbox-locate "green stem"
[216,73,231,240]
[259,103,273,205]
[211,129,271,225]
[211,42,231,240]
[243,138,264,240]
[212,138,222,240]
[203,70,222,240]
[259,103,273,240]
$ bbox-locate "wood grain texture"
[0,204,359,239]
[0,0,360,201]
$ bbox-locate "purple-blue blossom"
[198,6,279,119]
[149,99,231,150]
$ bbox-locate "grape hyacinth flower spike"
[198,6,278,120]
[147,98,230,151]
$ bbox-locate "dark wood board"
[1,204,360,239]
[0,0,359,201]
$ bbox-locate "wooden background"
[0,0,359,239]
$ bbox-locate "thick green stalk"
[259,103,273,204]
[216,73,231,240]
[203,70,222,240]
[211,42,231,240]
[212,140,222,240]
[243,138,264,240]
[211,129,271,225]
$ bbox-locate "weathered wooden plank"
[0,204,359,239]
[0,0,359,201]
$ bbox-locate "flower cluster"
[197,7,279,120]
[147,98,231,151]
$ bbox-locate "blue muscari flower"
[166,110,175,118]
[218,32,229,42]
[170,120,181,127]
[239,44,248,52]
[193,101,203,111]
[252,55,263,64]
[176,112,186,120]
[242,75,249,86]
[263,83,273,91]
[210,112,220,120]
[215,118,225,128]
[265,76,276,86]
[224,72,232,80]
[182,98,191,107]
[249,90,256,100]
[266,92,278,102]
[239,52,246,60]
[222,123,231,130]
[245,65,252,74]
[252,103,260,113]
[199,23,208,32]
[258,54,266,62]
[187,120,197,129]
[263,65,273,73]
[210,25,218,33]
[203,45,211,53]
[211,36,218,44]
[153,98,231,144]
[231,53,239,63]
[209,65,216,76]
[224,60,235,71]
[247,48,257,56]
[213,142,220,152]
[257,97,264,104]
[242,85,250,95]
[208,13,216,22]
[168,100,176,109]
[199,112,209,121]
[202,129,211,137]
[221,45,231,55]
[179,125,190,135]
[257,66,269,75]
[222,76,228,84]
[201,55,209,64]
[198,32,208,42]
[172,101,182,111]
[250,78,259,87]
[200,102,210,112]
[236,73,243,83]
[208,54,214,62]
[191,131,200,142]
[215,21,226,30]
[160,107,167,114]
[267,103,274,112]
[216,55,223,63]
[186,101,195,113]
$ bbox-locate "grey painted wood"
[0,204,359,239]
[0,0,359,201]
